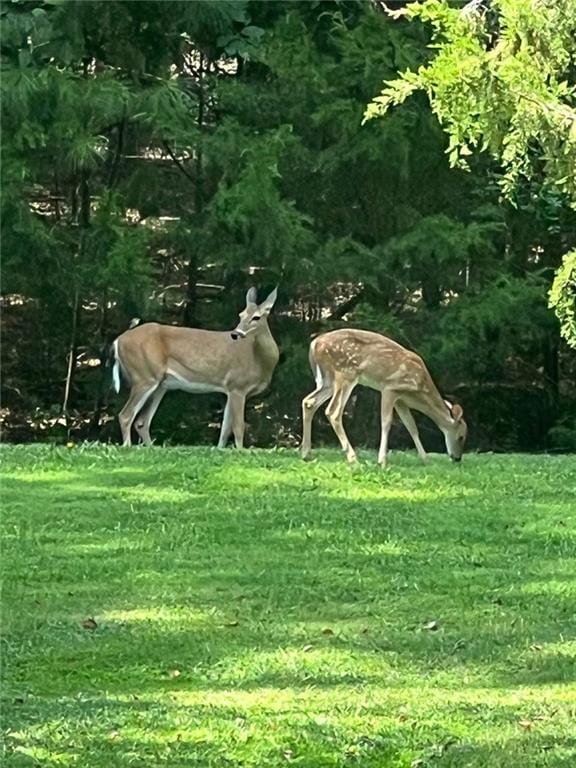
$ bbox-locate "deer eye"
[251,315,261,322]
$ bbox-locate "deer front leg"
[326,379,357,463]
[301,383,333,459]
[217,395,235,449]
[118,383,158,447]
[227,391,247,449]
[394,401,427,463]
[378,390,397,467]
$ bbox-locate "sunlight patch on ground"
[209,464,475,504]
[114,486,200,504]
[2,465,150,482]
[131,682,573,720]
[206,466,304,490]
[519,578,576,597]
[325,484,472,502]
[102,606,211,624]
[2,469,84,483]
[11,744,76,766]
[346,540,407,556]
[60,540,139,555]
[526,639,576,658]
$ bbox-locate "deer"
[300,328,467,466]
[111,287,279,448]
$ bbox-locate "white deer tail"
[309,338,324,388]
[112,339,121,393]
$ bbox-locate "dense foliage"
[1,0,575,451]
[366,0,576,346]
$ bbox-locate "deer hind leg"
[325,378,357,463]
[118,383,158,447]
[134,386,167,446]
[378,390,398,467]
[394,401,427,463]
[301,380,334,459]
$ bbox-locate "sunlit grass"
[1,444,575,767]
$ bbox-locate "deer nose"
[231,330,245,341]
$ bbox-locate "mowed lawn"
[1,445,575,768]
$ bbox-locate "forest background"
[2,0,575,453]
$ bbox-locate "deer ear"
[245,287,258,306]
[451,403,464,421]
[260,285,278,312]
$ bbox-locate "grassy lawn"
[1,445,575,767]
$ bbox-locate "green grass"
[1,445,575,767]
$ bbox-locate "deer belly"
[358,375,381,391]
[164,370,224,394]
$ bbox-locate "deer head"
[443,401,468,461]
[231,286,278,341]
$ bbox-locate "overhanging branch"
[162,141,196,184]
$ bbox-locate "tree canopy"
[365,0,576,346]
[1,0,575,451]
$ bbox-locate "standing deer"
[112,287,279,447]
[301,329,467,466]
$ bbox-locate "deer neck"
[253,320,279,369]
[411,385,454,432]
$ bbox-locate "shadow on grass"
[4,482,575,672]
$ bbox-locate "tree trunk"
[63,157,90,423]
[183,254,198,327]
[421,256,441,308]
[183,53,206,327]
[542,329,560,411]
[89,291,110,437]
[62,289,80,419]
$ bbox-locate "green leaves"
[136,79,197,141]
[65,134,107,172]
[362,72,419,124]
[366,0,576,196]
[548,250,576,346]
[217,24,265,61]
[365,0,576,345]
[205,126,314,277]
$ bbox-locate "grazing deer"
[112,287,279,447]
[301,329,467,465]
